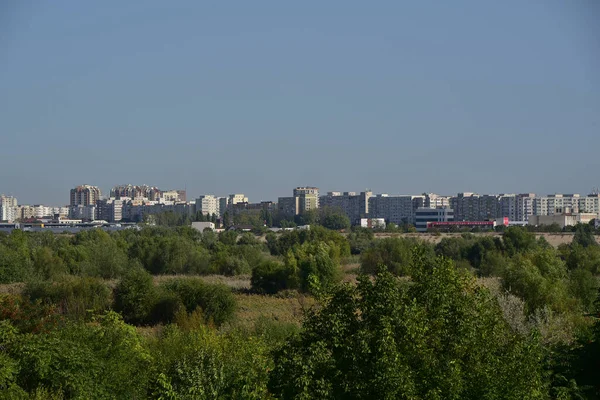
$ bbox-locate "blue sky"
[1,1,599,205]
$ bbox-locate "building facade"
[368,195,425,225]
[414,207,454,232]
[70,185,101,207]
[320,191,372,225]
[195,195,220,216]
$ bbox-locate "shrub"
[251,260,296,294]
[23,277,111,320]
[113,267,155,324]
[160,278,236,327]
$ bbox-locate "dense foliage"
[0,225,599,398]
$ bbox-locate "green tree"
[269,255,547,399]
[503,226,538,256]
[114,266,155,324]
[573,223,598,248]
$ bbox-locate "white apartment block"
[534,194,581,216]
[424,193,451,209]
[228,194,248,205]
[369,195,425,225]
[195,195,220,216]
[0,195,18,222]
[516,193,536,222]
[578,194,600,215]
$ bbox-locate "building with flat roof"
[415,207,454,232]
[528,213,597,229]
[320,191,372,225]
[368,195,425,225]
[70,185,101,207]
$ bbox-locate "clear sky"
[1,1,599,205]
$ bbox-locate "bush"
[23,277,111,320]
[113,267,155,325]
[160,278,236,327]
[251,260,296,294]
[147,289,185,325]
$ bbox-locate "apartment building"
[533,194,581,216]
[195,195,220,216]
[320,191,372,224]
[0,195,17,222]
[96,199,124,222]
[424,193,451,209]
[70,185,101,207]
[278,187,319,217]
[228,194,249,205]
[368,195,425,225]
[498,194,517,222]
[450,193,500,221]
[516,193,536,222]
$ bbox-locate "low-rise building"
[415,207,454,232]
[360,218,386,229]
[192,221,215,232]
[528,213,597,229]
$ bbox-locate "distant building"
[424,193,451,209]
[360,218,386,229]
[278,187,320,217]
[516,193,536,222]
[320,191,372,225]
[192,221,215,232]
[228,194,249,205]
[528,213,597,229]
[111,185,161,200]
[96,199,124,222]
[533,194,581,216]
[195,195,219,216]
[450,193,500,221]
[415,207,454,232]
[368,195,425,225]
[293,187,320,208]
[70,185,101,207]
[0,195,18,222]
[176,190,187,203]
[218,197,229,217]
[69,204,96,221]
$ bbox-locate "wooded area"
[1,224,599,399]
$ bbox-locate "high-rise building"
[498,194,517,221]
[450,193,500,221]
[110,185,161,200]
[228,194,249,205]
[368,195,425,225]
[424,193,451,209]
[195,195,219,216]
[516,193,536,222]
[533,194,581,216]
[278,187,320,217]
[70,185,101,207]
[320,191,372,225]
[0,195,18,222]
[578,194,600,215]
[293,187,320,208]
[96,199,124,222]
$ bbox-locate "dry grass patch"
[232,292,314,329]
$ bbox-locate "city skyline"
[3,182,600,207]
